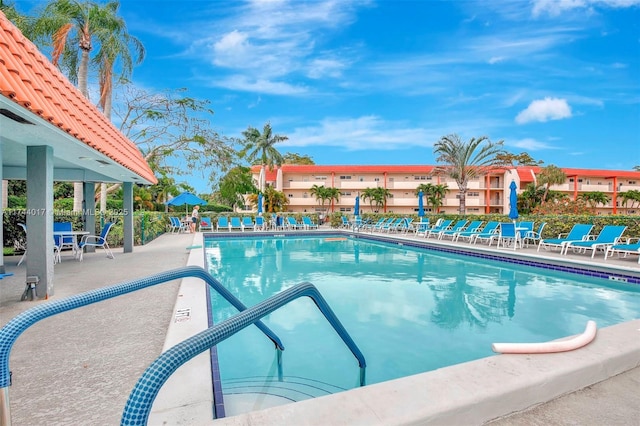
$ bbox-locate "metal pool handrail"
[0,266,284,426]
[121,281,367,426]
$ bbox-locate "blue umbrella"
[418,190,425,217]
[354,195,360,216]
[257,193,263,215]
[166,192,208,214]
[508,180,519,221]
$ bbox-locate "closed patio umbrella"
[354,195,360,216]
[508,181,519,222]
[418,190,424,217]
[257,193,263,215]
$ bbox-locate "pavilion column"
[26,146,54,298]
[0,150,4,274]
[83,182,96,253]
[122,182,134,253]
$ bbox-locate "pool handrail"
[121,281,367,426]
[0,266,285,425]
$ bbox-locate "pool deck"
[0,227,639,425]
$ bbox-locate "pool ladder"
[0,266,366,426]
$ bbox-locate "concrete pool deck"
[0,228,639,425]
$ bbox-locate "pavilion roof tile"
[0,12,156,184]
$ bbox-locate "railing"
[121,281,367,426]
[0,266,284,426]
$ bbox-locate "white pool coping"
[149,232,640,425]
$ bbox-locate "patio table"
[53,230,89,261]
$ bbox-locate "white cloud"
[532,0,640,17]
[488,56,505,64]
[515,97,572,124]
[212,75,308,95]
[284,116,436,150]
[509,138,560,151]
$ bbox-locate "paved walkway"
[0,229,639,425]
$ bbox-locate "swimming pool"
[205,234,640,415]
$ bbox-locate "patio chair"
[604,238,640,264]
[199,217,214,232]
[423,219,453,238]
[242,217,255,230]
[471,222,502,245]
[381,218,405,233]
[453,221,495,243]
[412,218,430,234]
[396,218,414,233]
[441,220,483,241]
[537,224,594,253]
[340,216,351,229]
[54,221,76,260]
[254,216,267,231]
[217,217,230,231]
[496,222,522,250]
[229,217,244,231]
[522,222,546,247]
[563,225,626,258]
[78,222,114,261]
[302,216,319,230]
[372,218,394,232]
[286,216,303,230]
[169,216,188,233]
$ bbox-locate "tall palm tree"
[537,165,567,204]
[310,184,330,212]
[619,190,640,214]
[262,186,288,213]
[433,134,507,214]
[325,187,341,213]
[240,123,288,191]
[361,187,378,212]
[578,191,610,212]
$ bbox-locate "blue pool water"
[205,235,640,401]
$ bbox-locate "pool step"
[222,375,346,402]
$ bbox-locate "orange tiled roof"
[0,11,156,184]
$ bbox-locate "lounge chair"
[435,219,468,239]
[54,222,76,259]
[412,218,430,234]
[423,219,453,238]
[242,217,254,230]
[563,225,627,258]
[471,222,502,245]
[229,217,244,231]
[340,216,351,229]
[217,217,230,231]
[537,224,594,253]
[495,222,521,250]
[78,222,114,261]
[604,238,640,264]
[396,218,414,233]
[254,216,266,231]
[170,216,188,233]
[302,216,319,230]
[199,217,214,232]
[442,220,483,241]
[454,221,497,243]
[286,216,303,230]
[522,222,546,247]
[372,218,394,232]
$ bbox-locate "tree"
[217,167,257,211]
[325,187,341,213]
[362,187,391,212]
[495,152,543,166]
[578,191,610,212]
[239,123,288,191]
[361,187,378,212]
[619,190,640,214]
[310,184,330,212]
[261,186,288,213]
[433,134,507,214]
[283,152,314,165]
[633,166,640,171]
[115,86,235,188]
[537,165,567,204]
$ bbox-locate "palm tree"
[537,165,567,204]
[619,190,640,214]
[361,187,378,212]
[240,123,288,191]
[578,191,610,212]
[310,184,330,212]
[262,186,288,213]
[325,187,341,213]
[433,134,507,214]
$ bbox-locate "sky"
[20,0,640,193]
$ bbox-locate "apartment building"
[250,165,640,216]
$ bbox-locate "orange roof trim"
[0,12,156,184]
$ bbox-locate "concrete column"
[83,182,96,253]
[122,182,134,253]
[26,146,54,298]
[0,149,4,274]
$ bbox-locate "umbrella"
[417,190,424,217]
[257,193,263,215]
[508,180,519,222]
[166,192,208,215]
[354,195,360,216]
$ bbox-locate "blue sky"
[22,1,640,193]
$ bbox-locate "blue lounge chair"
[372,218,394,232]
[537,224,594,253]
[286,216,303,230]
[199,217,214,232]
[381,218,404,233]
[442,220,483,241]
[217,217,230,231]
[423,219,453,238]
[435,219,467,240]
[229,217,244,231]
[254,216,266,231]
[340,216,351,228]
[496,222,521,250]
[454,221,497,243]
[365,218,386,232]
[302,216,318,230]
[605,239,640,264]
[242,217,254,230]
[563,225,626,258]
[78,222,114,261]
[471,222,502,245]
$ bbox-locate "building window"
[569,178,574,183]
[340,192,352,196]
[468,192,479,197]
[288,194,293,198]
[630,181,637,185]
[389,177,394,182]
[374,177,380,182]
[359,176,365,182]
[414,176,428,180]
[339,175,352,180]
[315,176,327,180]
